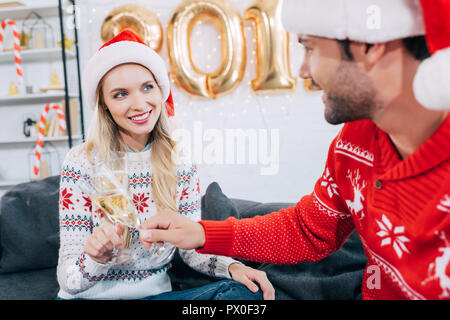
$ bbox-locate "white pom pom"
[413,47,450,111]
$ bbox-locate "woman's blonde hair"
[84,76,178,212]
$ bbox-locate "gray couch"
[0,177,366,300]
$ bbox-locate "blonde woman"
[56,30,274,300]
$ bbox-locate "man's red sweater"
[197,117,450,300]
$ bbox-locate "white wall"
[2,0,342,203]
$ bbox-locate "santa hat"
[282,0,450,110]
[413,0,450,111]
[82,30,175,116]
[281,0,424,43]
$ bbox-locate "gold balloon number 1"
[245,0,296,93]
[102,0,297,98]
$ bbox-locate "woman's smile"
[128,110,153,124]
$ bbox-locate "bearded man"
[139,0,450,300]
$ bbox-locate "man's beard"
[322,60,381,125]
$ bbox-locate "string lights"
[85,1,308,122]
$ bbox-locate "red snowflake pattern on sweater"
[132,193,149,213]
[82,196,92,212]
[60,188,74,210]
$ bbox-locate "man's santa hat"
[82,30,175,116]
[282,0,450,111]
[413,0,450,111]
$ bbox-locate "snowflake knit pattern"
[198,117,450,300]
[57,144,238,300]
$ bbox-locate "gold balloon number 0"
[167,0,246,98]
[103,0,296,98]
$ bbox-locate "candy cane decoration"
[33,103,67,178]
[0,19,23,86]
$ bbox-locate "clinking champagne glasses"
[80,152,139,264]
[79,151,175,268]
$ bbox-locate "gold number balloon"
[101,4,163,52]
[167,0,246,98]
[245,0,296,93]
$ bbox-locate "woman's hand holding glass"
[84,221,125,264]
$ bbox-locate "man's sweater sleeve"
[197,136,356,264]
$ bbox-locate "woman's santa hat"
[282,0,450,111]
[82,30,174,116]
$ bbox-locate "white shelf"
[0,48,76,63]
[0,5,66,20]
[0,92,78,105]
[0,4,81,192]
[0,135,82,145]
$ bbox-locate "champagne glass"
[89,152,140,264]
[80,151,176,268]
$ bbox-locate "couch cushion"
[0,176,60,273]
[200,182,241,221]
[237,201,296,219]
[201,181,294,219]
[0,267,59,300]
[169,182,296,291]
[171,181,367,300]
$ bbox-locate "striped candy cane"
[33,103,67,178]
[0,19,23,86]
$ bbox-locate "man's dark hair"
[337,36,430,61]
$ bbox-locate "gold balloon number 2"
[102,0,296,98]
